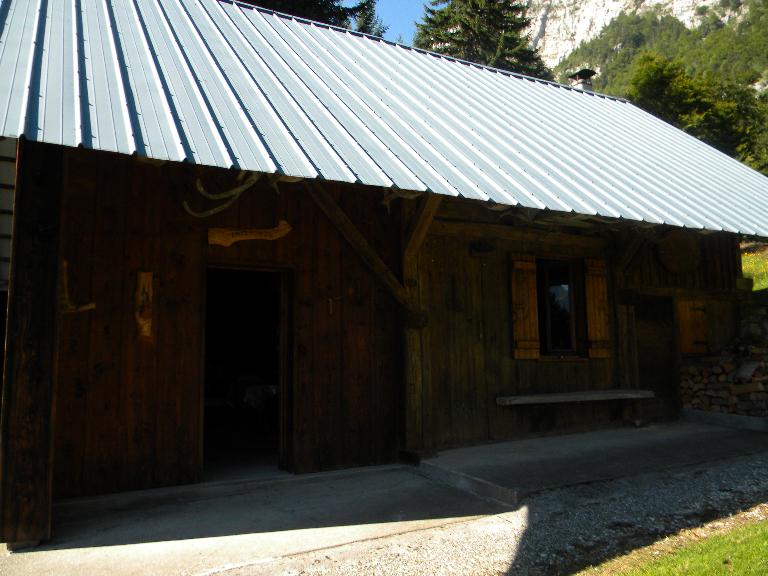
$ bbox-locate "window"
[511,256,610,360]
[536,260,586,355]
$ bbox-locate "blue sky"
[345,0,424,44]
[376,0,424,44]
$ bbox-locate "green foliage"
[626,53,767,159]
[743,250,768,290]
[354,0,388,37]
[239,0,388,41]
[556,11,695,96]
[414,0,552,79]
[238,0,373,28]
[557,0,768,91]
[555,0,768,175]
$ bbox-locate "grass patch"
[742,250,768,291]
[578,504,768,576]
[621,519,768,575]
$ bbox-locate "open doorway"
[204,268,291,480]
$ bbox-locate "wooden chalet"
[0,0,766,545]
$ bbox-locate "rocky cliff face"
[527,0,731,67]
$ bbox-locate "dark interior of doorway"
[204,268,285,481]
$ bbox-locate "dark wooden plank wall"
[0,141,63,543]
[418,232,614,450]
[52,145,400,498]
[619,232,741,363]
[29,142,745,498]
[416,224,742,450]
[622,234,740,292]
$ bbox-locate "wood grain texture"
[621,233,739,293]
[208,221,291,247]
[677,298,708,356]
[402,195,441,453]
[307,183,415,314]
[6,143,744,517]
[0,141,63,543]
[496,389,655,406]
[585,258,611,358]
[510,255,540,360]
[49,149,401,494]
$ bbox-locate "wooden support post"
[307,182,418,316]
[402,195,441,455]
[404,195,443,270]
[0,140,63,544]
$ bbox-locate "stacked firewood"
[679,345,768,417]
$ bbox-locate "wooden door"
[635,295,678,419]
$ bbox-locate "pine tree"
[414,0,551,80]
[355,0,388,37]
[237,0,365,28]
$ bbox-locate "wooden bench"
[496,389,655,406]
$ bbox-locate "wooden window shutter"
[585,258,611,358]
[511,255,539,359]
[677,298,707,355]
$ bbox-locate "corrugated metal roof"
[1,0,768,235]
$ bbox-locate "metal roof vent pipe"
[568,69,597,92]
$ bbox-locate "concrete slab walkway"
[1,422,766,576]
[0,465,505,576]
[422,422,768,500]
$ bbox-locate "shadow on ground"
[7,422,768,576]
[498,424,768,575]
[41,465,507,551]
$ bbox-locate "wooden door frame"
[201,265,294,473]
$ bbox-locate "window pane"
[548,284,572,349]
[545,262,573,351]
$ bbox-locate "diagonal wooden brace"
[306,182,424,322]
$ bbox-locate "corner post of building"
[0,140,64,545]
[402,194,441,456]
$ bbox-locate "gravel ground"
[217,450,768,576]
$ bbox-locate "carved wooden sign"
[208,220,292,247]
[60,260,96,314]
[136,271,154,342]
